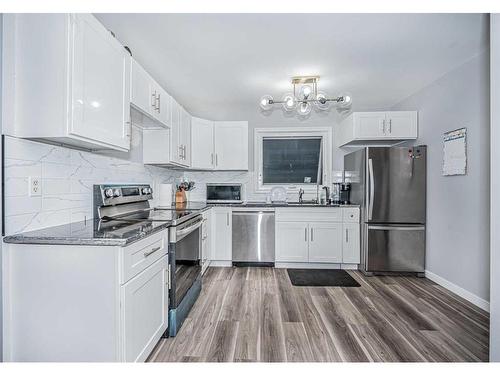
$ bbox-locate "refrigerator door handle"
[368,158,374,220]
[368,225,425,231]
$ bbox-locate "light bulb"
[281,93,297,112]
[296,101,312,117]
[314,91,330,111]
[259,95,274,111]
[338,93,353,108]
[299,85,313,99]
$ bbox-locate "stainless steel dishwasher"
[232,207,275,266]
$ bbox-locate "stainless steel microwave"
[206,183,243,203]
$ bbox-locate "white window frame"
[254,127,332,193]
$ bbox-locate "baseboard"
[425,270,490,312]
[209,260,232,267]
[275,262,359,270]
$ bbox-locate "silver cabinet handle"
[144,246,161,257]
[215,154,218,167]
[310,228,313,242]
[211,153,214,166]
[388,119,392,134]
[381,119,386,135]
[179,145,183,159]
[151,91,157,110]
[156,94,161,113]
[368,158,374,221]
[346,228,348,243]
[168,263,172,289]
[226,212,229,226]
[304,227,307,242]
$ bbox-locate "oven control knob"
[113,189,121,197]
[142,187,151,195]
[104,188,114,198]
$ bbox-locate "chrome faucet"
[298,188,305,203]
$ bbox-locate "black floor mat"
[287,268,361,287]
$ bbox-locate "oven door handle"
[175,220,203,241]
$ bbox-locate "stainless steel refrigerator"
[344,146,426,275]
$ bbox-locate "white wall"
[392,50,491,308]
[490,13,500,362]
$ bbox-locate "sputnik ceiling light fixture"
[259,76,352,117]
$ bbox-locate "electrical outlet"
[30,177,42,197]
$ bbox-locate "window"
[262,138,322,184]
[255,127,332,192]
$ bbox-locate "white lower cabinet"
[121,256,169,362]
[308,223,343,263]
[275,222,309,262]
[275,207,360,265]
[342,223,361,264]
[2,230,170,362]
[212,207,232,261]
[201,210,212,273]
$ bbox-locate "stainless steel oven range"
[93,184,203,337]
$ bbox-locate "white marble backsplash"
[3,136,182,235]
[4,133,346,235]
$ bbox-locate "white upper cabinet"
[169,98,182,165]
[131,59,171,128]
[4,14,132,152]
[142,98,191,168]
[214,121,248,170]
[191,117,215,169]
[337,111,418,147]
[71,14,131,151]
[179,106,192,167]
[190,120,248,171]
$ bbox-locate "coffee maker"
[332,182,351,205]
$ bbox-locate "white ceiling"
[96,13,488,122]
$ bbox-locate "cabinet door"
[275,222,309,262]
[308,223,343,263]
[212,208,232,261]
[156,86,171,126]
[385,111,418,139]
[214,121,248,170]
[342,224,360,264]
[353,112,387,139]
[179,107,192,167]
[131,59,153,115]
[70,14,131,151]
[170,97,182,164]
[191,118,215,169]
[121,257,168,362]
[201,210,212,273]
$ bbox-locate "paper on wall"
[443,127,467,176]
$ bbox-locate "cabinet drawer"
[342,208,360,223]
[121,230,169,284]
[275,208,342,222]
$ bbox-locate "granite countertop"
[3,218,173,246]
[162,201,360,210]
[3,201,359,246]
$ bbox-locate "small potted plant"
[175,179,195,205]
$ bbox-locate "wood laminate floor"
[149,267,489,362]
